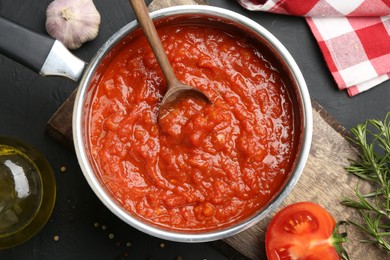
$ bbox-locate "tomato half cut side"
[265,202,347,260]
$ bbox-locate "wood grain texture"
[45,89,76,149]
[45,0,389,259]
[149,0,207,12]
[45,93,390,259]
[223,105,389,259]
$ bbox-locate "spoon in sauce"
[128,0,211,118]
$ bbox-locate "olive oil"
[0,137,56,249]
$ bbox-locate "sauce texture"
[89,24,298,231]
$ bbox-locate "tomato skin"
[265,202,340,260]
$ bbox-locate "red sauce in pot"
[88,24,299,231]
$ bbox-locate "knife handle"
[0,15,86,82]
[0,15,55,73]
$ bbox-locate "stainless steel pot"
[0,5,312,242]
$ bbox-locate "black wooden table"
[1,0,389,259]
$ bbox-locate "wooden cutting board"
[45,0,388,259]
[46,97,386,260]
[222,102,379,259]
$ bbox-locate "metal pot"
[0,6,312,242]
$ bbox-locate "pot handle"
[0,16,86,82]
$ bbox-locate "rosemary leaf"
[342,112,390,253]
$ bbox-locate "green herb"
[341,112,390,252]
[333,221,350,260]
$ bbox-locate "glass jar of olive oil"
[0,137,56,249]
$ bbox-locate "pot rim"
[72,5,313,242]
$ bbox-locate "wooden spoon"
[128,0,210,118]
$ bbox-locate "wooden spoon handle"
[128,0,178,88]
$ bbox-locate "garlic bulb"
[46,0,101,50]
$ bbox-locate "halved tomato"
[265,202,348,260]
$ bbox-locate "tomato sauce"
[88,24,298,231]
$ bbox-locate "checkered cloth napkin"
[237,0,390,96]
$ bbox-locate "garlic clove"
[46,0,101,50]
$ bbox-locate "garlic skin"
[46,0,101,50]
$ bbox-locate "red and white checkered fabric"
[237,0,390,96]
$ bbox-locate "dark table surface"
[1,0,389,259]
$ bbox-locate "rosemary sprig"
[341,112,390,252]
